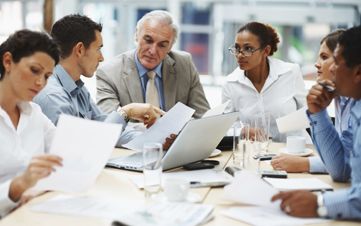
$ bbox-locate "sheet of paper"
[222,206,329,226]
[124,102,195,151]
[31,194,213,226]
[202,100,230,118]
[223,171,279,207]
[34,115,121,193]
[264,178,333,191]
[130,169,232,189]
[276,107,309,133]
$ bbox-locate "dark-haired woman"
[222,22,307,142]
[0,29,61,217]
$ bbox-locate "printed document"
[124,102,195,151]
[34,115,121,192]
[263,178,333,191]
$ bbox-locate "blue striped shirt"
[308,99,361,219]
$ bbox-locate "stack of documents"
[31,194,213,226]
[263,177,333,191]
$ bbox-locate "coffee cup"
[286,136,306,154]
[163,178,189,202]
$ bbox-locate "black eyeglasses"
[228,45,262,57]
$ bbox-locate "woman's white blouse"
[222,57,307,142]
[0,102,55,217]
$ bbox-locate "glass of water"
[233,121,250,169]
[143,142,163,200]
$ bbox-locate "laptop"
[106,112,238,171]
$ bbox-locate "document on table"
[33,115,121,193]
[222,206,329,226]
[276,107,309,133]
[223,171,279,207]
[130,169,232,189]
[263,178,333,191]
[202,100,230,118]
[124,102,195,151]
[31,194,214,226]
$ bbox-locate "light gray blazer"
[96,50,210,118]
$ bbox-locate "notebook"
[106,112,238,171]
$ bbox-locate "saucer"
[209,149,222,158]
[280,148,313,157]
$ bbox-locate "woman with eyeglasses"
[222,22,307,142]
[0,30,62,217]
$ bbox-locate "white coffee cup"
[163,178,189,202]
[286,136,306,154]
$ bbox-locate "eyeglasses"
[228,45,262,57]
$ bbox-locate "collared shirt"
[134,52,165,110]
[34,65,135,145]
[309,97,355,173]
[222,57,307,142]
[0,102,55,217]
[308,100,361,219]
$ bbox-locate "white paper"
[130,169,232,189]
[222,206,329,226]
[223,171,279,207]
[202,100,230,118]
[31,194,213,226]
[34,115,121,192]
[124,102,195,151]
[276,107,309,133]
[264,178,333,191]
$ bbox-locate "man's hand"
[271,190,318,217]
[271,155,310,173]
[163,134,177,150]
[122,103,165,128]
[9,154,62,202]
[307,79,336,114]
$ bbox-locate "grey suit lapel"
[162,54,177,111]
[123,52,144,103]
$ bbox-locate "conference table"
[0,143,359,226]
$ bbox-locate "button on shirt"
[135,53,165,110]
[34,65,135,145]
[0,102,55,217]
[308,100,361,219]
[222,57,307,142]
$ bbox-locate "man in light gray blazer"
[96,10,210,118]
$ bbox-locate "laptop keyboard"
[107,152,144,169]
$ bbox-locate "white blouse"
[0,102,55,217]
[222,57,307,142]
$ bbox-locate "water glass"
[143,142,163,200]
[233,121,250,169]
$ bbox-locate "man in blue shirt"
[34,15,163,146]
[272,26,361,220]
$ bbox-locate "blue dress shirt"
[134,53,165,110]
[308,100,361,219]
[34,65,138,145]
[309,97,354,173]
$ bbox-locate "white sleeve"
[0,180,18,218]
[292,64,307,109]
[222,84,235,113]
[42,111,56,153]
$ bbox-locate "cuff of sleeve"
[0,180,18,217]
[309,156,327,174]
[323,189,351,219]
[106,111,128,131]
[307,110,333,133]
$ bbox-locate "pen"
[317,81,335,92]
[189,181,229,188]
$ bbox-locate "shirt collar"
[226,57,293,83]
[134,51,163,78]
[351,99,361,120]
[54,65,84,96]
[0,101,32,120]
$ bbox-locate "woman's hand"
[9,154,62,202]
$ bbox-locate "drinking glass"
[233,121,250,169]
[143,142,163,200]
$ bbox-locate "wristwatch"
[118,108,129,122]
[317,193,328,217]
